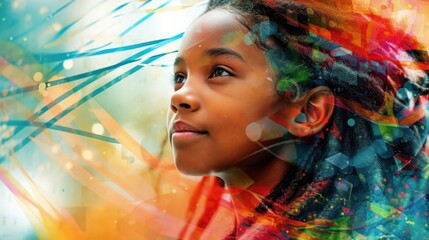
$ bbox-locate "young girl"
[167,0,429,238]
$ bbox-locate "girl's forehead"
[179,9,249,52]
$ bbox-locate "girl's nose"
[170,84,201,113]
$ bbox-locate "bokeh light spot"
[91,123,105,135]
[245,122,262,142]
[63,60,74,70]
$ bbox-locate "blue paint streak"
[0,51,170,163]
[111,0,153,18]
[120,0,172,37]
[5,0,164,100]
[2,120,119,144]
[47,0,105,42]
[64,1,133,40]
[33,38,165,63]
[0,33,183,162]
[2,59,139,97]
[50,0,77,16]
[13,0,77,40]
[51,19,80,41]
[49,0,152,46]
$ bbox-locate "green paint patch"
[370,203,400,218]
[277,64,310,91]
[222,31,241,46]
[312,48,327,62]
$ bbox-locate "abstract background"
[1,0,428,239]
[1,0,206,239]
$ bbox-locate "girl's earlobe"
[294,86,334,137]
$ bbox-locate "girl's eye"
[209,66,232,78]
[173,73,186,84]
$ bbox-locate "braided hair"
[186,0,429,238]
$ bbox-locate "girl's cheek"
[245,118,289,142]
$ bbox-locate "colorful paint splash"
[1,0,429,239]
[0,0,207,239]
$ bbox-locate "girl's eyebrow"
[174,57,185,67]
[204,48,246,63]
[173,47,246,67]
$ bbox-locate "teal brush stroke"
[2,120,119,144]
[1,33,183,146]
[111,0,153,19]
[13,0,77,40]
[33,38,165,63]
[1,59,139,97]
[56,0,137,43]
[7,0,167,100]
[78,0,154,49]
[120,0,172,37]
[0,50,171,164]
[47,0,106,43]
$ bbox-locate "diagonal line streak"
[1,33,183,146]
[2,59,138,97]
[2,120,119,144]
[120,0,172,37]
[32,38,165,63]
[0,42,181,163]
[12,0,78,40]
[5,0,171,103]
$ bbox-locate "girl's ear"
[270,86,335,137]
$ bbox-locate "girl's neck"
[219,157,290,225]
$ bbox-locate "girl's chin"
[175,161,213,176]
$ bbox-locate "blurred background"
[0,0,428,239]
[0,0,207,239]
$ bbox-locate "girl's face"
[167,9,282,175]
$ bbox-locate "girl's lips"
[172,131,207,140]
[170,121,208,143]
[171,121,208,134]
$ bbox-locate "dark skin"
[167,8,335,227]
